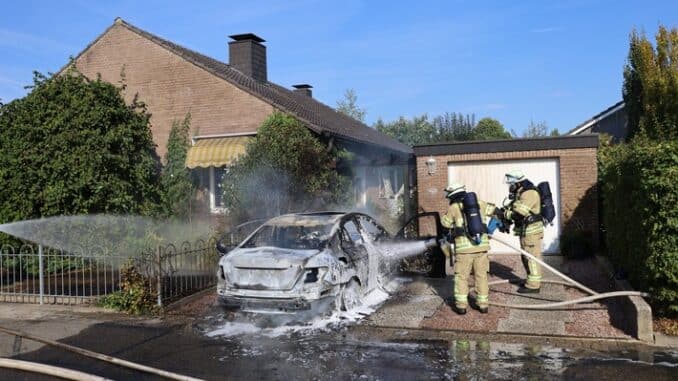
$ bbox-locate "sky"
[0,0,676,135]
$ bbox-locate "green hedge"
[598,139,678,316]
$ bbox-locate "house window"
[379,166,403,198]
[209,166,229,213]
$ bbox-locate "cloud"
[530,26,564,33]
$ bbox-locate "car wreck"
[216,211,439,317]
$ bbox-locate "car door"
[338,217,369,286]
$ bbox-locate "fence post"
[156,245,162,307]
[38,245,44,305]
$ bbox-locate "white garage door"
[448,159,560,254]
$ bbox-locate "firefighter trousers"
[453,251,489,309]
[520,233,543,289]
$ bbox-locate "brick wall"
[74,24,274,159]
[416,147,599,248]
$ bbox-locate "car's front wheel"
[340,279,362,311]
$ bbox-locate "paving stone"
[497,317,566,335]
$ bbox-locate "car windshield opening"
[241,223,334,250]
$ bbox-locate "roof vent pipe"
[292,84,313,97]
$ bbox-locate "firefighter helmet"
[504,170,526,184]
[444,182,466,199]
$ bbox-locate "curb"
[163,287,215,312]
[594,255,654,343]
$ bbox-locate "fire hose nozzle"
[424,238,438,249]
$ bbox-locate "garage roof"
[413,134,599,156]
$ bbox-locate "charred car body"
[216,212,396,315]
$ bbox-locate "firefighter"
[500,170,544,293]
[441,182,496,314]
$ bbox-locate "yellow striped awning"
[185,136,252,168]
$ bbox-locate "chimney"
[228,33,267,82]
[292,84,313,97]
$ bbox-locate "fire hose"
[0,325,204,381]
[466,233,649,309]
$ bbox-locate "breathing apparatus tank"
[537,181,556,224]
[462,192,486,244]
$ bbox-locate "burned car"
[216,212,399,315]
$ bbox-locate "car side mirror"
[216,240,234,256]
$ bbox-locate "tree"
[222,113,351,221]
[374,114,435,146]
[549,128,560,137]
[0,70,161,228]
[472,117,512,140]
[523,120,550,137]
[432,112,475,142]
[161,113,195,219]
[623,26,678,141]
[336,88,366,122]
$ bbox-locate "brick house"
[69,18,411,215]
[568,100,627,142]
[413,135,600,254]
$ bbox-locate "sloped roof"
[568,100,625,135]
[77,18,411,154]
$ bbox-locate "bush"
[97,261,157,315]
[598,139,678,316]
[222,112,351,222]
[0,69,162,245]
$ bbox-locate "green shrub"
[97,261,157,315]
[598,139,678,316]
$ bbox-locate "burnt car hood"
[221,247,320,291]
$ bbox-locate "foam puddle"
[205,279,403,338]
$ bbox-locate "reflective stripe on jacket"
[506,188,543,236]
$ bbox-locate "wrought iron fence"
[156,238,219,305]
[0,238,219,306]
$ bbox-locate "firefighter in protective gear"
[503,170,544,293]
[441,182,496,314]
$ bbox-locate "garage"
[414,135,599,255]
[448,158,560,254]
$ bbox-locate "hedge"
[598,139,678,316]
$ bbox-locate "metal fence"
[0,238,219,306]
[156,238,218,305]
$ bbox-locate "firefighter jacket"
[505,188,544,236]
[441,200,495,254]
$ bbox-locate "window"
[341,219,363,245]
[209,166,228,213]
[357,216,386,242]
[379,166,404,199]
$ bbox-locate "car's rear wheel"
[340,279,361,311]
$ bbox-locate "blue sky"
[1,1,676,134]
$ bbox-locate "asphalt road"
[4,310,678,381]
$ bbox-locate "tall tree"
[0,70,161,227]
[433,112,475,142]
[472,117,512,140]
[222,113,350,221]
[374,114,435,146]
[623,26,678,140]
[523,120,550,137]
[161,113,195,219]
[336,88,367,122]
